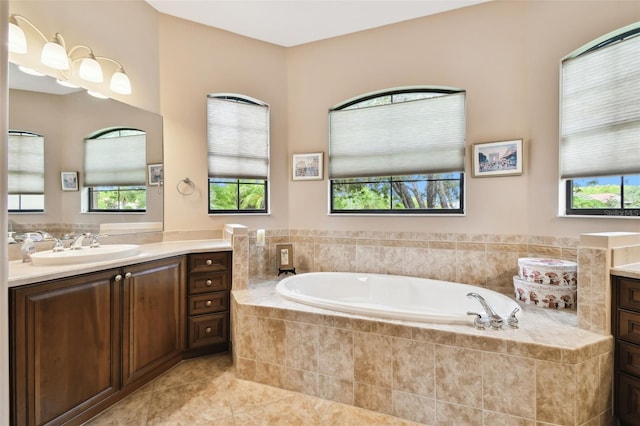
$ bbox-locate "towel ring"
[177,178,195,196]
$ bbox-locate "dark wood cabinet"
[10,269,121,426]
[121,256,186,386]
[9,253,206,426]
[612,275,640,426]
[185,252,231,356]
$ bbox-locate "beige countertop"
[8,239,232,288]
[611,262,640,280]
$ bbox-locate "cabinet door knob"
[206,280,212,286]
[205,259,212,266]
[205,300,212,307]
[125,272,132,279]
[205,327,212,334]
[114,274,122,282]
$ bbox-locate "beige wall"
[6,0,640,238]
[286,0,640,235]
[158,13,290,233]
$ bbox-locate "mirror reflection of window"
[8,130,45,212]
[84,128,147,212]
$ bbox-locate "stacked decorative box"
[513,258,577,309]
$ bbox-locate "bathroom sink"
[30,244,140,266]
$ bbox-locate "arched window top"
[331,86,465,111]
[564,21,640,60]
[86,127,145,140]
[207,93,268,107]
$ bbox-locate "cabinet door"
[121,256,186,386]
[10,269,121,426]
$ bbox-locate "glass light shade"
[79,56,103,83]
[18,66,45,76]
[9,22,27,54]
[41,39,69,70]
[110,70,132,95]
[87,90,109,99]
[57,79,79,88]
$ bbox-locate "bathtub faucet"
[466,292,504,330]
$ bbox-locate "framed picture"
[472,139,524,177]
[292,152,323,180]
[148,163,163,186]
[277,244,294,268]
[60,172,78,191]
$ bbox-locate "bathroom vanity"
[8,243,232,426]
[611,273,640,425]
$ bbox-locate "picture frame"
[148,163,164,186]
[292,152,323,180]
[276,243,296,275]
[60,172,78,191]
[472,139,524,177]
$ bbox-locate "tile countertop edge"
[610,262,640,280]
[7,240,232,288]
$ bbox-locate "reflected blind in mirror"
[84,133,147,186]
[8,132,44,194]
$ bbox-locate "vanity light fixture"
[87,90,109,99]
[17,66,45,77]
[8,13,132,95]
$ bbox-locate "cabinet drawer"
[189,252,230,273]
[620,310,640,345]
[618,341,640,377]
[617,373,640,425]
[188,313,228,349]
[188,272,229,294]
[618,277,640,312]
[188,293,228,315]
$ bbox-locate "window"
[561,23,640,216]
[84,128,147,212]
[207,94,269,213]
[329,88,465,214]
[8,131,45,212]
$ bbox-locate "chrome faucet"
[70,233,91,250]
[466,292,504,330]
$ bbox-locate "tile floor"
[84,353,423,425]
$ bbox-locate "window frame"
[8,130,45,213]
[328,87,466,215]
[560,23,640,217]
[84,128,147,213]
[207,94,270,215]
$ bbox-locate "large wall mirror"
[8,62,163,241]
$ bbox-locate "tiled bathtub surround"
[231,281,613,425]
[248,230,580,297]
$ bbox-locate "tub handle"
[507,307,520,329]
[467,312,485,330]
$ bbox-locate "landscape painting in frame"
[472,139,524,177]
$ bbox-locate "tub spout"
[466,292,503,330]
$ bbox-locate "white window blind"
[560,31,640,179]
[84,133,147,186]
[207,95,269,179]
[329,92,466,179]
[8,133,44,194]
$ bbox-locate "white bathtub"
[276,272,522,325]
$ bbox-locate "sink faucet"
[70,233,91,250]
[466,292,504,330]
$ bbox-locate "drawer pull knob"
[206,259,212,265]
[205,300,212,307]
[125,272,132,279]
[205,327,212,334]
[206,280,212,286]
[114,274,122,282]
